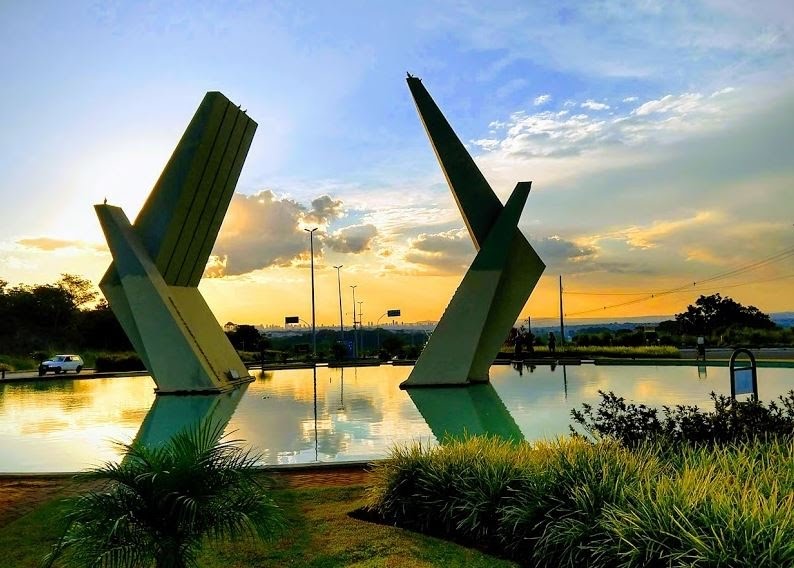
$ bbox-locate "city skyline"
[2,1,793,326]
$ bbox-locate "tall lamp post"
[357,301,364,355]
[333,265,344,336]
[350,285,358,358]
[377,309,401,350]
[305,227,318,358]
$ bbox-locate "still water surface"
[0,363,791,472]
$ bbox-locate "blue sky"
[1,1,793,323]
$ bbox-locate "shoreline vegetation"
[363,435,794,567]
[2,393,793,566]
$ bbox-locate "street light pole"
[357,301,364,355]
[350,285,357,359]
[333,265,344,336]
[305,227,318,358]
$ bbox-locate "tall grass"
[365,436,794,567]
[504,345,681,358]
[0,354,37,371]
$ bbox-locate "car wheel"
[54,367,62,374]
[75,366,83,374]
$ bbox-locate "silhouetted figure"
[548,332,557,354]
[526,331,535,354]
[103,197,107,205]
[696,336,706,361]
[514,333,524,359]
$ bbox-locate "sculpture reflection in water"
[406,383,524,443]
[133,383,249,448]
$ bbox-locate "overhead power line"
[562,245,794,317]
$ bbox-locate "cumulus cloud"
[632,93,706,116]
[305,195,344,224]
[209,191,309,276]
[534,94,552,106]
[581,99,610,110]
[206,190,361,277]
[404,229,474,272]
[534,235,597,264]
[622,96,638,102]
[471,87,736,159]
[323,224,377,253]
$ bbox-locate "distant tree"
[57,274,98,310]
[77,300,132,351]
[226,324,263,351]
[656,319,680,336]
[381,335,405,356]
[675,294,776,336]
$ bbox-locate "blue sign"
[734,368,754,395]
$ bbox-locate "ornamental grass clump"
[600,439,794,568]
[364,435,533,543]
[500,439,661,567]
[43,421,283,568]
[365,436,794,567]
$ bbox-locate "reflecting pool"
[0,363,791,472]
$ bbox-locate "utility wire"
[562,245,794,317]
[565,246,794,297]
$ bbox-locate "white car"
[39,354,84,375]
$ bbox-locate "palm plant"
[43,420,282,568]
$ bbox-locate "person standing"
[696,336,706,361]
[548,332,557,354]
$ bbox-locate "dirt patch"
[0,467,372,528]
[269,466,372,489]
[0,476,79,528]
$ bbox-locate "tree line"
[571,294,791,348]
[0,274,130,357]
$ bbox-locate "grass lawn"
[0,481,515,568]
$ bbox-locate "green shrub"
[43,420,283,568]
[365,436,794,567]
[600,439,794,567]
[571,390,794,447]
[94,353,145,372]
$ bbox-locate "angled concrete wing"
[133,383,249,448]
[402,77,545,387]
[96,92,256,393]
[407,384,524,442]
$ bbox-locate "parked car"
[39,354,84,376]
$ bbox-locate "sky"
[1,0,793,327]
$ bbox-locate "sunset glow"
[2,2,793,326]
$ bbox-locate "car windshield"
[56,356,67,362]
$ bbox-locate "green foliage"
[94,353,145,372]
[675,293,777,336]
[225,325,267,352]
[0,484,514,568]
[571,390,794,447]
[365,436,794,567]
[507,345,681,358]
[43,421,283,568]
[57,274,98,310]
[0,275,130,355]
